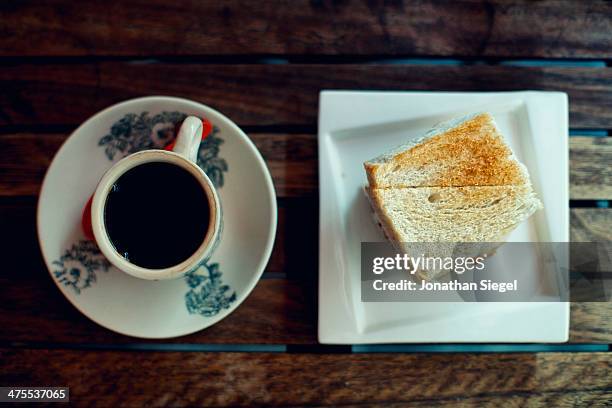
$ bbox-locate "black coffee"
[104,162,210,269]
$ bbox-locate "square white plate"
[317,91,569,344]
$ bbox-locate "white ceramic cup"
[91,116,222,280]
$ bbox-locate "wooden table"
[1,1,611,406]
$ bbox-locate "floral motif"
[197,127,228,188]
[184,262,236,317]
[97,111,229,187]
[98,111,185,159]
[52,240,111,294]
[52,111,235,319]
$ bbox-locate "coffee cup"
[90,116,222,280]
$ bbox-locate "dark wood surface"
[0,133,610,345]
[571,208,612,242]
[1,1,610,58]
[570,137,612,200]
[1,64,611,128]
[1,349,610,406]
[1,1,611,406]
[0,133,318,198]
[2,133,612,200]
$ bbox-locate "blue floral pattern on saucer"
[98,111,228,187]
[53,240,111,294]
[185,263,236,317]
[52,111,234,318]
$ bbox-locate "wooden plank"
[570,137,612,200]
[1,64,611,128]
[0,265,610,345]
[0,194,318,277]
[0,275,316,345]
[0,134,59,196]
[0,133,318,198]
[0,197,610,343]
[0,196,317,345]
[0,131,610,344]
[571,208,612,242]
[1,133,611,200]
[1,349,610,406]
[568,209,612,343]
[570,302,612,344]
[251,133,318,199]
[0,1,610,58]
[396,393,612,407]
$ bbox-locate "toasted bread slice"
[364,184,542,280]
[364,113,530,188]
[365,185,542,243]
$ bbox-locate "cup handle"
[172,116,203,163]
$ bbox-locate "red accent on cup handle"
[164,117,212,151]
[82,196,94,240]
[83,117,214,240]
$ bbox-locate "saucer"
[37,96,277,338]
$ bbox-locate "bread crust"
[363,112,543,280]
[364,113,529,188]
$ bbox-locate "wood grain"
[0,1,610,58]
[569,209,612,322]
[381,393,612,408]
[0,133,318,198]
[1,349,610,406]
[569,302,612,344]
[1,133,611,200]
[0,193,318,277]
[0,196,318,345]
[0,131,610,343]
[1,64,611,128]
[0,277,317,345]
[571,209,612,242]
[0,196,609,343]
[570,137,612,200]
[2,2,610,402]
